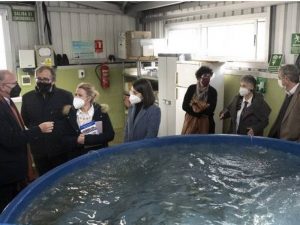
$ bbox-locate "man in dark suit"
[269,64,300,141]
[0,70,54,212]
[21,66,73,175]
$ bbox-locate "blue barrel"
[0,135,299,224]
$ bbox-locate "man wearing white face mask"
[124,79,161,142]
[220,75,271,136]
[269,65,300,141]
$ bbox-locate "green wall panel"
[223,74,285,136]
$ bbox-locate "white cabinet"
[158,54,224,136]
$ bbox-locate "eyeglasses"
[201,74,212,78]
[36,77,51,83]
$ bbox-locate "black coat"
[21,86,73,157]
[0,96,41,185]
[182,84,218,133]
[61,103,115,159]
[221,93,271,136]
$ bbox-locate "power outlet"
[78,69,85,79]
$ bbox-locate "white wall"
[4,2,136,68]
[45,2,135,63]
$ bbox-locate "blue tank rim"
[0,134,299,223]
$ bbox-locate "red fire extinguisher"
[96,63,110,89]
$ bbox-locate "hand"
[77,134,85,144]
[219,113,225,120]
[39,122,54,133]
[247,128,254,136]
[124,95,131,108]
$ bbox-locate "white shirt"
[236,96,253,132]
[287,83,299,96]
[76,105,95,127]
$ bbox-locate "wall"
[223,74,285,136]
[17,64,125,145]
[2,2,136,70]
[45,2,136,63]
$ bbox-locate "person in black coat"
[0,70,54,212]
[182,66,218,134]
[21,66,73,175]
[220,75,271,136]
[62,82,115,159]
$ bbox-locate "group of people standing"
[0,66,160,212]
[1,63,299,212]
[182,64,300,142]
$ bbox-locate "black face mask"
[10,84,21,98]
[36,82,52,94]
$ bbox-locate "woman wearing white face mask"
[220,75,271,136]
[62,82,114,159]
[124,79,161,142]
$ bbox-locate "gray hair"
[240,75,256,90]
[35,65,56,81]
[279,64,299,83]
[0,70,11,82]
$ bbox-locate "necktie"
[241,101,248,118]
[9,99,38,181]
[9,99,25,129]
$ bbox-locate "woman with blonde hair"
[62,82,114,159]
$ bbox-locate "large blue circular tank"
[0,135,299,224]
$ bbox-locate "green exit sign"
[291,33,300,54]
[268,54,283,73]
[12,9,35,22]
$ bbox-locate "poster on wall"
[268,54,283,73]
[291,33,300,54]
[72,41,95,60]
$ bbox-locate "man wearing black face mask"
[21,66,73,175]
[0,70,54,212]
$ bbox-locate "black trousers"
[0,180,27,213]
[33,152,70,176]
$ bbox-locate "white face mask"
[73,97,85,109]
[239,87,250,97]
[129,94,142,105]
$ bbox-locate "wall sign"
[72,41,95,59]
[12,9,35,22]
[291,33,300,54]
[268,54,283,73]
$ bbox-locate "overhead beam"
[127,1,184,14]
[70,1,123,14]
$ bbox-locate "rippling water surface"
[17,144,300,225]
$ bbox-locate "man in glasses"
[21,66,73,175]
[0,70,54,212]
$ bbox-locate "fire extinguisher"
[96,63,110,89]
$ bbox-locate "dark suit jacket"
[0,96,41,185]
[182,84,217,133]
[61,103,115,159]
[21,86,73,157]
[221,93,271,136]
[124,104,161,142]
[269,84,300,141]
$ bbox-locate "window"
[0,9,12,70]
[166,15,269,62]
[167,28,200,54]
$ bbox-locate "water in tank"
[1,135,300,225]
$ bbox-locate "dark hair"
[35,65,56,81]
[279,64,300,83]
[133,78,155,107]
[195,66,213,79]
[240,75,256,91]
